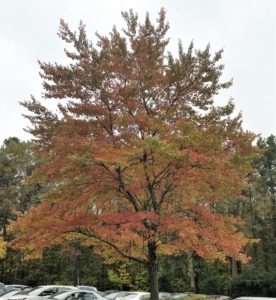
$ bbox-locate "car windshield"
[21,287,41,295]
[21,287,56,296]
[0,290,19,296]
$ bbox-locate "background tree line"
[0,135,275,297]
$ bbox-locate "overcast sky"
[0,0,275,144]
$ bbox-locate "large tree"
[11,9,256,299]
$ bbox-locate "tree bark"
[148,241,159,300]
[271,196,276,238]
[74,246,81,286]
[188,251,199,293]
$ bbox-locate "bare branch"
[74,227,147,265]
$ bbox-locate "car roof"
[77,286,97,291]
[124,293,149,295]
[123,293,150,298]
[57,290,96,293]
[39,286,76,289]
[0,290,21,296]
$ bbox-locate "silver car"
[49,290,107,300]
[8,286,77,300]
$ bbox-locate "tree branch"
[73,227,147,265]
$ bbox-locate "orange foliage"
[10,9,257,268]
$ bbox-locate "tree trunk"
[148,241,159,300]
[74,247,81,286]
[271,196,276,238]
[230,257,237,277]
[188,251,199,293]
[268,164,276,237]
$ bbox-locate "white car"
[116,292,150,300]
[4,286,29,292]
[0,290,22,300]
[49,290,107,300]
[105,292,130,300]
[8,286,77,300]
[76,288,97,292]
[76,289,105,297]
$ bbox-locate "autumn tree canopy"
[11,9,256,299]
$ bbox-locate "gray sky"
[0,0,275,144]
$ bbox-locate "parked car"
[0,290,22,300]
[76,289,104,297]
[105,292,130,300]
[116,292,150,300]
[76,288,97,292]
[8,285,77,300]
[49,289,107,300]
[4,286,29,292]
[103,292,119,297]
[115,292,172,300]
